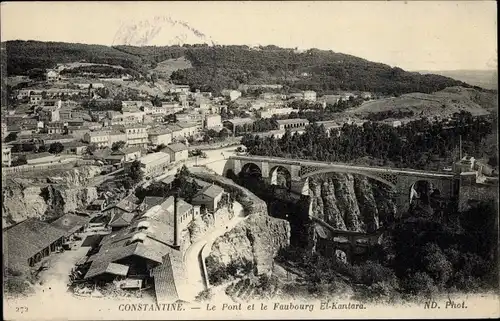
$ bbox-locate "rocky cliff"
[308,173,396,233]
[2,166,101,226]
[207,214,291,275]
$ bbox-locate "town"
[1,4,498,317]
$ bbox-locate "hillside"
[347,86,496,120]
[3,41,471,96]
[417,70,498,90]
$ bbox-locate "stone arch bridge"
[223,155,459,214]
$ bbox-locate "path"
[182,202,247,301]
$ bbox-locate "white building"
[2,146,12,167]
[204,114,222,130]
[276,118,310,130]
[221,89,242,101]
[136,152,171,177]
[148,128,173,146]
[303,91,317,102]
[259,107,295,119]
[164,143,188,162]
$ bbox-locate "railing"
[2,158,99,175]
[229,155,456,177]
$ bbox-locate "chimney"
[173,194,180,249]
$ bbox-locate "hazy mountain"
[112,16,216,47]
[416,70,497,90]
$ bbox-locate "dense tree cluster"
[6,41,473,95]
[365,110,415,121]
[5,41,142,75]
[59,65,139,78]
[82,99,122,111]
[233,118,278,135]
[241,111,492,170]
[172,46,470,95]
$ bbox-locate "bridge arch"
[269,165,292,189]
[240,162,262,178]
[409,180,441,206]
[301,168,397,190]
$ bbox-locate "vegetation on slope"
[4,41,471,96]
[241,111,494,170]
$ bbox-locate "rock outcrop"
[2,166,101,227]
[308,173,396,233]
[207,213,291,275]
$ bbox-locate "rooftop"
[50,213,91,235]
[164,143,187,153]
[193,184,225,200]
[140,152,171,165]
[5,219,66,270]
[276,118,310,125]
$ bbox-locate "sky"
[1,1,497,71]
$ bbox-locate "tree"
[86,143,98,155]
[111,141,126,151]
[151,95,162,107]
[4,132,18,143]
[48,142,64,154]
[129,160,143,181]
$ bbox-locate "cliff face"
[308,173,396,233]
[2,166,101,226]
[208,214,291,275]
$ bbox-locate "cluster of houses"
[2,65,377,170]
[5,171,228,303]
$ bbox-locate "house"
[50,213,91,241]
[45,122,65,134]
[63,141,88,155]
[104,194,140,230]
[130,152,171,177]
[161,102,183,114]
[320,95,342,106]
[169,85,190,94]
[17,89,31,100]
[191,184,225,212]
[106,146,142,164]
[83,130,111,147]
[303,91,317,102]
[4,219,66,270]
[66,125,90,140]
[221,89,242,101]
[176,122,199,138]
[276,118,310,130]
[148,128,173,146]
[25,152,59,165]
[46,69,60,82]
[30,94,43,105]
[166,124,184,140]
[88,199,107,212]
[2,146,12,166]
[125,125,149,147]
[163,143,188,162]
[204,114,222,130]
[138,196,165,212]
[259,107,295,119]
[223,118,255,131]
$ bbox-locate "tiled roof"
[152,254,179,303]
[5,219,66,269]
[50,213,91,235]
[276,118,310,125]
[141,196,165,211]
[165,143,187,153]
[85,261,129,279]
[193,184,224,200]
[176,122,197,129]
[108,212,136,227]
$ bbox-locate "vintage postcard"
[1,1,498,320]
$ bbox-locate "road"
[151,145,242,184]
[182,202,247,301]
[230,155,456,178]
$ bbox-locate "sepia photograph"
[1,1,498,319]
